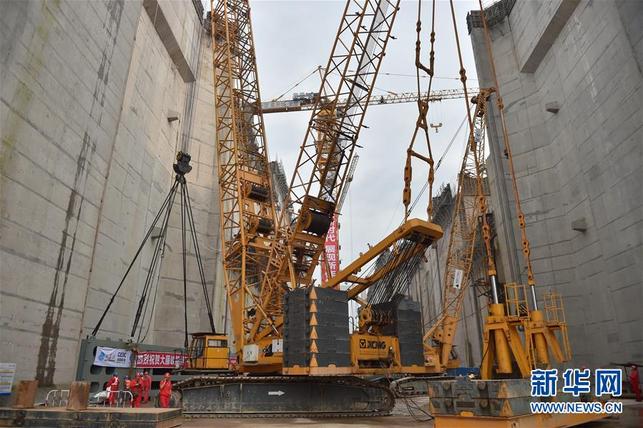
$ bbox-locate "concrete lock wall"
[0,0,226,386]
[469,0,643,368]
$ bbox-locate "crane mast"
[423,89,493,372]
[211,0,404,368]
[250,0,401,346]
[211,0,279,364]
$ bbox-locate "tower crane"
[260,87,478,114]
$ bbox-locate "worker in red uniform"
[159,372,172,408]
[629,365,641,402]
[142,370,152,403]
[106,373,119,406]
[131,373,143,408]
[123,375,132,407]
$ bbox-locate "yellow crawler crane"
[173,0,446,417]
[321,219,444,375]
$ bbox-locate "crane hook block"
[302,209,333,236]
[403,187,411,207]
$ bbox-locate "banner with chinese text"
[135,351,188,368]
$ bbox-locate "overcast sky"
[208,1,480,267]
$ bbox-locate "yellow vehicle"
[186,332,230,371]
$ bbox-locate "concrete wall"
[0,0,224,386]
[469,0,643,368]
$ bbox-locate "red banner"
[135,351,188,368]
[321,214,340,284]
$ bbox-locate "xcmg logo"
[359,339,387,349]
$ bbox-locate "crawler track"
[175,375,395,418]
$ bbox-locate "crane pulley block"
[247,216,273,235]
[296,195,335,236]
[244,183,271,202]
[302,210,333,236]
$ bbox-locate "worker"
[123,375,131,406]
[130,373,143,408]
[159,372,172,408]
[106,373,119,406]
[629,365,641,402]
[387,346,395,367]
[142,370,152,403]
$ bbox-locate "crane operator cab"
[186,332,229,371]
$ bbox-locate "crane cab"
[187,332,229,371]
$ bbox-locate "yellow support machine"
[472,0,572,379]
[423,0,605,425]
[422,88,495,374]
[323,218,444,375]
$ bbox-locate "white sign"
[0,363,16,396]
[268,390,285,396]
[93,347,132,368]
[453,268,464,289]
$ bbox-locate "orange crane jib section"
[211,0,279,360]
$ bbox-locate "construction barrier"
[45,389,69,407]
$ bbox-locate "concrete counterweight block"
[66,382,90,411]
[12,380,38,409]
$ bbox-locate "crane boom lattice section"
[290,0,400,208]
[211,0,278,355]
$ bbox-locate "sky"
[208,1,480,266]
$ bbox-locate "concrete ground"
[182,399,643,428]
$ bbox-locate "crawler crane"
[173,0,447,416]
[177,0,582,419]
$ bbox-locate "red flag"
[321,214,340,284]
